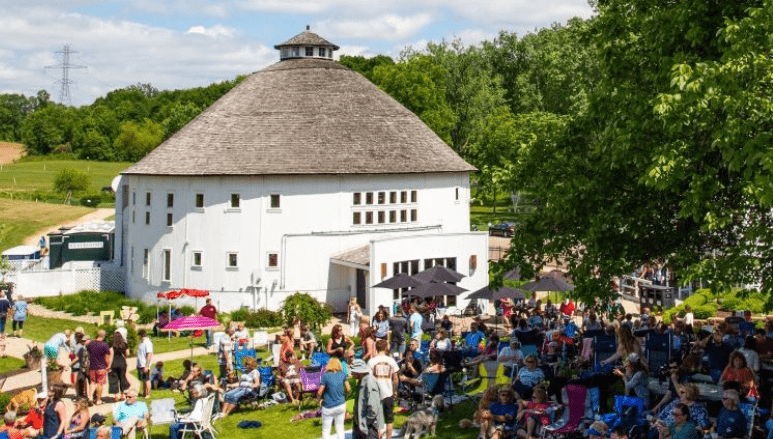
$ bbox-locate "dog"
[401,395,444,439]
[6,388,37,413]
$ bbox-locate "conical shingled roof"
[274,29,340,50]
[123,58,476,176]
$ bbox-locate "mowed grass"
[0,356,26,374]
[0,158,131,193]
[0,198,92,253]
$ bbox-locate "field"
[0,157,131,193]
[0,198,92,253]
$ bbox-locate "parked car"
[488,221,515,237]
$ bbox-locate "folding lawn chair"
[298,366,324,409]
[178,393,217,439]
[542,384,587,439]
[232,348,257,374]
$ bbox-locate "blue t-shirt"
[410,313,423,338]
[489,402,516,427]
[321,371,347,408]
[13,300,27,321]
[465,330,484,348]
[716,408,747,439]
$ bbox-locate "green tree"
[502,0,773,306]
[20,105,68,155]
[279,292,332,332]
[339,54,395,81]
[53,168,91,194]
[161,102,202,140]
[113,119,164,161]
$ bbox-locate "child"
[151,361,165,389]
[516,387,551,439]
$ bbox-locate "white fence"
[7,265,124,297]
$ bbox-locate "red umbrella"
[180,289,209,298]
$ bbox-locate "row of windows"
[280,46,332,58]
[353,190,417,206]
[133,192,281,210]
[353,209,417,225]
[133,248,279,282]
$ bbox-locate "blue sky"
[0,0,594,106]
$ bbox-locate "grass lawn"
[0,158,131,193]
[470,205,519,231]
[0,356,26,374]
[22,314,95,344]
[0,198,92,253]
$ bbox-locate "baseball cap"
[349,359,370,374]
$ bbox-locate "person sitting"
[153,311,170,336]
[150,361,166,390]
[277,350,304,404]
[440,315,454,335]
[233,323,250,347]
[498,339,524,378]
[466,335,500,367]
[515,387,551,439]
[479,386,517,439]
[220,357,261,417]
[612,353,650,407]
[655,384,711,431]
[601,325,642,367]
[465,322,486,351]
[398,347,423,403]
[1,411,23,439]
[527,309,544,331]
[719,351,759,401]
[299,325,317,360]
[64,397,90,439]
[15,392,46,438]
[700,330,734,381]
[588,421,609,439]
[651,360,690,415]
[430,328,452,351]
[655,403,700,439]
[170,360,193,390]
[113,389,149,439]
[425,349,446,374]
[737,336,759,373]
[327,324,355,363]
[169,384,209,439]
[715,389,747,439]
[513,354,544,400]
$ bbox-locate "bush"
[244,309,283,328]
[178,305,195,316]
[694,304,718,320]
[230,308,250,323]
[34,290,157,324]
[0,392,11,414]
[683,291,710,308]
[280,292,332,331]
[79,192,102,207]
[53,168,91,194]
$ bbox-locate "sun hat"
[36,392,47,400]
[349,359,370,374]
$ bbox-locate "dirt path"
[22,208,115,246]
[0,142,24,165]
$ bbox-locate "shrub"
[244,309,283,328]
[230,308,250,323]
[279,292,332,331]
[694,304,717,320]
[0,392,11,414]
[79,192,102,207]
[53,168,91,194]
[178,305,195,316]
[720,297,741,311]
[683,291,709,308]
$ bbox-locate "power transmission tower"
[45,44,87,105]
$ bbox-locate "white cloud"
[187,24,237,38]
[318,13,432,41]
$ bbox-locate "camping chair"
[542,384,588,439]
[463,360,508,396]
[421,372,457,406]
[737,401,756,439]
[298,366,324,409]
[232,348,257,374]
[592,334,617,369]
[599,395,648,433]
[111,403,150,439]
[150,397,177,428]
[178,393,217,439]
[645,332,672,377]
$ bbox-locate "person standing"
[87,330,111,405]
[110,330,131,401]
[367,340,399,439]
[71,334,91,400]
[348,298,362,338]
[198,298,218,348]
[317,357,350,439]
[11,295,26,338]
[409,306,423,341]
[350,359,384,439]
[388,309,408,359]
[136,330,154,398]
[218,327,234,383]
[0,291,10,334]
[43,330,71,393]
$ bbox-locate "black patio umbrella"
[372,273,424,289]
[406,281,467,299]
[520,276,575,292]
[412,265,465,283]
[502,266,521,281]
[467,285,526,301]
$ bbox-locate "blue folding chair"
[258,365,275,388]
[593,334,616,368]
[645,332,672,376]
[310,351,330,369]
[233,348,257,373]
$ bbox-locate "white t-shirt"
[498,346,524,369]
[684,312,694,326]
[368,354,399,399]
[137,338,154,368]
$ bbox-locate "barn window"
[146,192,151,206]
[166,213,173,227]
[411,190,417,203]
[132,211,135,224]
[365,212,373,224]
[292,46,299,57]
[378,211,385,224]
[270,194,281,209]
[195,193,204,208]
[319,47,326,57]
[162,249,171,282]
[267,252,279,268]
[389,211,396,223]
[390,191,397,204]
[142,249,149,279]
[132,191,136,206]
[378,192,385,204]
[366,192,374,205]
[167,193,174,208]
[230,194,240,209]
[305,47,314,56]
[400,210,407,222]
[145,212,150,225]
[401,191,407,203]
[411,209,418,222]
[192,251,202,267]
[353,192,361,205]
[227,252,238,268]
[353,212,361,225]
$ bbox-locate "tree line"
[3,0,772,304]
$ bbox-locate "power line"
[45,44,87,105]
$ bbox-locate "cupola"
[273,26,340,60]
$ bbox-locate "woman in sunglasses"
[655,403,700,439]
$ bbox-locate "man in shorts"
[87,330,111,405]
[367,340,398,439]
[136,330,154,398]
[388,309,408,359]
[299,325,317,360]
[218,327,234,382]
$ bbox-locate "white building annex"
[114,29,489,314]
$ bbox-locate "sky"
[0,0,595,107]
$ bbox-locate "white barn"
[114,29,488,314]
